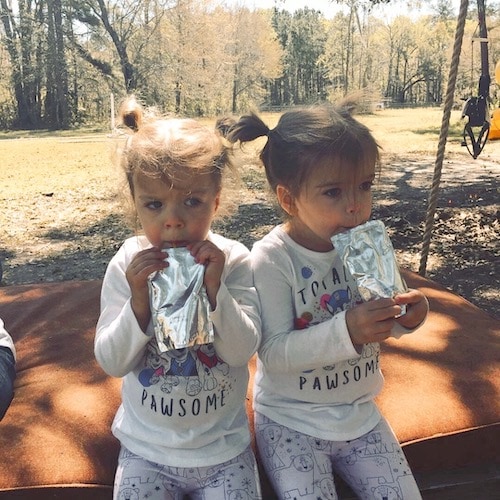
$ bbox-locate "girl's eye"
[185,197,202,207]
[360,181,373,191]
[325,188,341,198]
[146,200,162,210]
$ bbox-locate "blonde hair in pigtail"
[119,95,143,133]
[108,95,145,232]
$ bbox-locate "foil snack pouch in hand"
[149,247,214,352]
[331,220,408,307]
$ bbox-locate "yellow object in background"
[489,108,500,140]
[490,61,500,140]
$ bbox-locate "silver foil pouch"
[149,247,214,352]
[331,220,408,312]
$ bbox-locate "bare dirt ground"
[0,138,498,320]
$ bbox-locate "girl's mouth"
[164,241,188,248]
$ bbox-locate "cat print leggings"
[113,444,262,500]
[255,412,422,500]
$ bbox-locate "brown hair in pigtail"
[230,98,380,199]
[228,112,284,193]
[227,112,270,144]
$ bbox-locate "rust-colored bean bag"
[0,271,498,499]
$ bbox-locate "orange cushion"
[0,281,120,499]
[0,272,498,498]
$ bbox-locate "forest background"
[0,0,499,130]
[0,0,498,319]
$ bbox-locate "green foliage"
[0,0,498,130]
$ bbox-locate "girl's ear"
[276,185,296,216]
[214,192,221,212]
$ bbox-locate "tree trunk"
[52,0,70,127]
[0,0,42,128]
[96,0,137,92]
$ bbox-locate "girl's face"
[280,162,375,252]
[132,168,220,248]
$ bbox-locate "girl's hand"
[346,298,402,346]
[188,241,225,310]
[394,288,429,330]
[126,247,167,331]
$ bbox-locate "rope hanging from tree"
[418,0,470,276]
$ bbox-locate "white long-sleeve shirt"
[0,319,15,359]
[95,232,261,467]
[251,226,416,441]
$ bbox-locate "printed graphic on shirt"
[138,343,234,418]
[298,343,380,393]
[295,263,362,329]
[293,262,379,395]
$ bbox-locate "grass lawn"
[0,106,498,317]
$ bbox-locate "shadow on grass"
[213,202,282,249]
[43,213,129,240]
[0,165,497,317]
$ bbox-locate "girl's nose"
[345,192,360,214]
[163,207,184,228]
[346,203,359,214]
